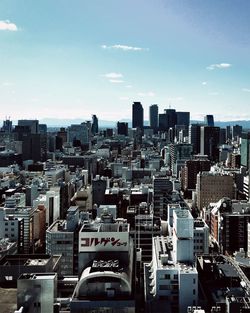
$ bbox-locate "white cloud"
[242,88,250,92]
[101,44,148,51]
[103,72,123,79]
[206,63,232,70]
[125,85,132,88]
[2,81,13,87]
[109,79,124,83]
[138,91,155,97]
[202,81,207,85]
[0,20,18,31]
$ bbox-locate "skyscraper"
[132,102,144,129]
[149,104,158,132]
[200,126,220,162]
[204,114,214,127]
[91,114,98,135]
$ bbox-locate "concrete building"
[0,208,24,253]
[71,209,135,312]
[210,198,250,254]
[144,235,198,313]
[5,206,35,254]
[67,123,89,145]
[169,143,193,177]
[153,176,173,219]
[196,172,234,210]
[17,273,57,313]
[181,156,211,194]
[0,254,60,285]
[46,206,80,276]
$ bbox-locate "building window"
[193,289,196,295]
[164,274,171,279]
[159,285,170,290]
[193,278,196,284]
[173,274,178,280]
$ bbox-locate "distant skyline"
[1,0,250,121]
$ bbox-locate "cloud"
[202,81,207,85]
[125,85,132,88]
[2,82,13,87]
[206,63,232,70]
[101,44,148,51]
[109,79,124,83]
[0,20,18,31]
[138,91,155,97]
[242,88,250,92]
[103,72,123,79]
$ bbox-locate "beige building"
[196,172,234,210]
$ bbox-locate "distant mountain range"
[2,118,250,130]
[40,118,250,130]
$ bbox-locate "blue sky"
[0,0,250,122]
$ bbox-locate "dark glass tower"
[204,115,214,127]
[149,104,158,131]
[91,115,99,135]
[132,102,144,129]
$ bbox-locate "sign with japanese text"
[79,232,129,252]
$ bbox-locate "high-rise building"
[132,101,144,130]
[2,118,12,133]
[149,104,158,132]
[91,114,99,135]
[231,124,242,141]
[176,111,190,137]
[196,172,234,210]
[18,119,39,134]
[204,115,214,127]
[189,124,201,155]
[240,132,250,169]
[181,156,211,191]
[117,121,128,136]
[200,126,220,162]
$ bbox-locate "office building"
[91,114,98,135]
[189,124,201,155]
[181,156,211,192]
[240,132,250,169]
[204,115,214,127]
[18,119,39,134]
[132,102,144,130]
[196,172,234,210]
[46,206,80,275]
[149,104,158,132]
[144,234,198,313]
[200,126,220,162]
[117,121,128,136]
[17,273,57,313]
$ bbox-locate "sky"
[1,0,250,122]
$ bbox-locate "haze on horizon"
[0,0,250,122]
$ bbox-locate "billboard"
[79,232,129,252]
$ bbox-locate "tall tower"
[91,115,99,135]
[149,104,158,132]
[204,114,214,127]
[132,102,143,129]
[200,126,220,162]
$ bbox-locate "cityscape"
[1,1,250,313]
[0,106,250,313]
